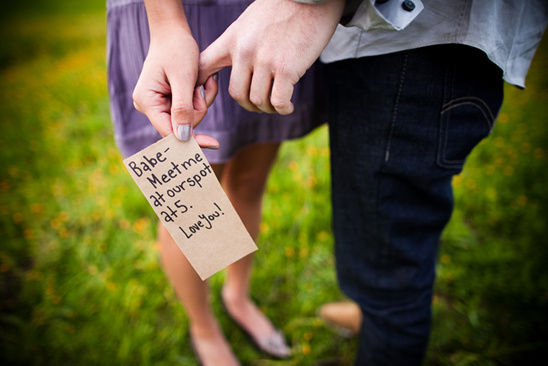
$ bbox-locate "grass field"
[1,1,547,365]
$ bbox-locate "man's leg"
[327,45,503,365]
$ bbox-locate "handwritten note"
[123,134,257,280]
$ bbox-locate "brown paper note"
[123,134,257,280]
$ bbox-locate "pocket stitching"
[437,96,497,169]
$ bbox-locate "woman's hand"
[132,0,219,148]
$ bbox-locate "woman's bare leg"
[219,143,284,341]
[158,162,239,366]
[158,142,284,363]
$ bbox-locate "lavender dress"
[107,0,327,162]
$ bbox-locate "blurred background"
[0,1,547,365]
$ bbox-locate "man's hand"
[198,0,344,114]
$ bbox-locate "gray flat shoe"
[222,298,291,359]
[251,329,291,359]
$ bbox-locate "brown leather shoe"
[318,301,362,338]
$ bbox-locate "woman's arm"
[133,0,218,146]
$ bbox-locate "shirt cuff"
[346,0,423,31]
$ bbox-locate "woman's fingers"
[193,74,219,127]
[194,133,220,149]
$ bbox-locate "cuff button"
[402,0,416,11]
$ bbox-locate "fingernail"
[213,73,219,81]
[199,85,205,99]
[177,124,192,141]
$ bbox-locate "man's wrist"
[291,0,356,24]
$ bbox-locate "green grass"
[0,1,547,365]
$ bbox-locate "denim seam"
[376,52,408,271]
[384,52,408,163]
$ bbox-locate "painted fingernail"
[177,124,191,141]
[199,85,205,99]
[213,73,219,81]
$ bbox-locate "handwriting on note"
[123,134,257,280]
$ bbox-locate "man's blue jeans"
[326,45,504,365]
